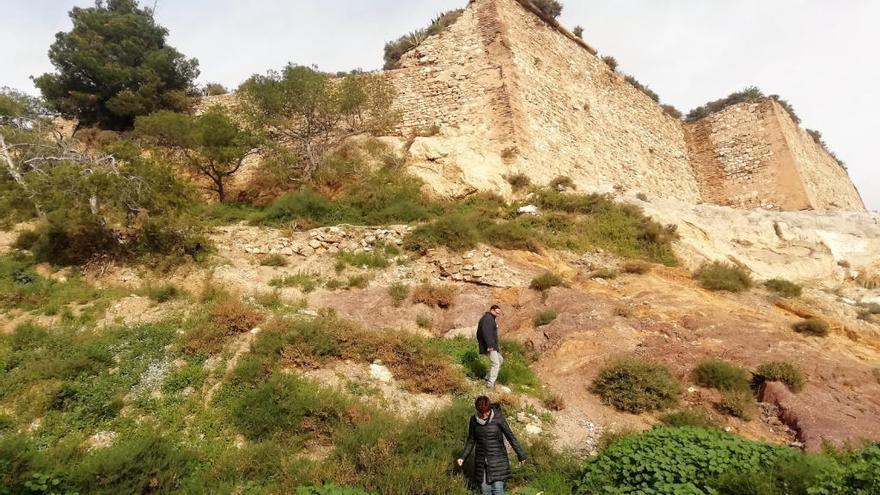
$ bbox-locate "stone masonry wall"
[774,104,865,211]
[496,0,702,202]
[684,99,810,210]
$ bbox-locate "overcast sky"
[3,0,877,209]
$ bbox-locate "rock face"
[635,196,880,282]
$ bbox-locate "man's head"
[475,395,491,419]
[489,304,501,317]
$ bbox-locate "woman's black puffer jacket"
[459,405,527,484]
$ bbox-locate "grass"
[661,409,719,429]
[693,359,751,392]
[505,173,531,191]
[415,313,432,328]
[591,358,681,413]
[534,308,558,327]
[260,253,288,267]
[411,283,456,308]
[622,261,651,274]
[209,300,265,334]
[388,282,409,307]
[335,250,389,269]
[529,272,564,292]
[430,337,541,393]
[345,274,370,289]
[793,318,830,337]
[695,262,753,292]
[269,272,322,293]
[717,390,757,421]
[756,361,805,393]
[145,283,181,303]
[592,268,618,280]
[765,278,802,297]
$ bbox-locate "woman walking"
[457,396,527,495]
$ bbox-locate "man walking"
[457,395,527,495]
[477,305,503,389]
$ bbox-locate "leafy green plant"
[591,358,681,413]
[534,309,558,327]
[793,318,830,337]
[695,262,753,292]
[756,361,805,392]
[693,359,751,392]
[529,272,564,292]
[765,278,802,298]
[388,282,409,307]
[661,409,719,429]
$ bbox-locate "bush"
[793,318,830,337]
[765,278,802,297]
[543,393,565,411]
[693,359,751,392]
[388,282,409,307]
[336,250,389,269]
[260,253,288,267]
[210,301,265,334]
[534,308,558,327]
[756,361,805,393]
[602,55,618,71]
[146,283,180,303]
[530,272,564,292]
[268,272,321,293]
[591,358,682,413]
[411,283,456,308]
[592,268,618,280]
[403,215,478,253]
[346,274,370,290]
[383,10,464,70]
[661,104,683,119]
[718,390,758,420]
[532,0,563,19]
[622,261,651,274]
[686,86,765,122]
[416,313,432,329]
[481,221,542,252]
[661,409,719,429]
[549,175,575,191]
[695,262,753,292]
[624,74,660,103]
[505,173,531,191]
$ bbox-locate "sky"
[2,0,877,210]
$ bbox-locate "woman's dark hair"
[475,395,491,414]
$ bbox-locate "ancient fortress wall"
[496,0,701,203]
[773,106,865,211]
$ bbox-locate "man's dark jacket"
[476,312,498,355]
[459,405,527,484]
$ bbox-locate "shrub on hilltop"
[383,10,464,70]
[756,361,805,392]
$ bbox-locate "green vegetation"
[695,262,753,292]
[756,361,806,393]
[146,283,181,303]
[33,0,199,129]
[260,253,288,267]
[383,10,464,70]
[793,318,830,337]
[718,390,758,421]
[592,268,618,280]
[530,272,565,292]
[335,250,389,269]
[693,359,751,392]
[411,282,456,308]
[532,0,564,19]
[765,278,803,297]
[534,308,558,327]
[388,282,409,307]
[269,272,322,293]
[432,337,541,393]
[591,358,681,413]
[505,173,532,191]
[661,409,719,429]
[549,175,575,191]
[686,86,765,122]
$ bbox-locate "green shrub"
[346,274,370,289]
[297,485,377,495]
[383,10,464,70]
[531,0,563,18]
[439,338,540,392]
[529,272,564,292]
[695,262,753,292]
[575,427,792,494]
[12,229,40,250]
[411,283,456,308]
[591,358,682,413]
[549,175,575,191]
[403,214,478,253]
[505,173,531,191]
[756,361,805,392]
[260,253,288,267]
[693,359,751,392]
[661,409,719,429]
[269,272,321,293]
[793,318,830,337]
[481,220,542,252]
[336,250,389,269]
[416,313,432,328]
[718,390,757,420]
[714,470,780,495]
[686,86,765,122]
[388,282,409,307]
[765,278,802,297]
[534,308,558,327]
[622,261,651,274]
[146,283,180,303]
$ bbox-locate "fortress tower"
[385,0,865,211]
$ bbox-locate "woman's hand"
[456,458,464,467]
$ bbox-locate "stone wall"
[497,0,701,202]
[774,105,865,211]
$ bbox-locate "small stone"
[369,363,394,383]
[525,424,543,435]
[308,239,322,249]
